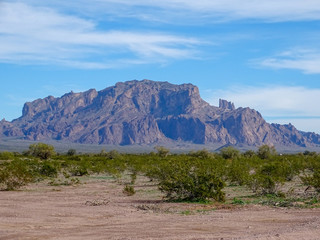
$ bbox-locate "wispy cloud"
[2,1,320,69]
[208,85,320,117]
[257,49,320,74]
[28,0,320,23]
[207,85,320,133]
[0,2,201,68]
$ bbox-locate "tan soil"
[0,177,320,240]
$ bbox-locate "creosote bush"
[1,146,320,207]
[0,159,33,190]
[154,146,170,157]
[247,162,286,194]
[28,143,56,160]
[0,151,15,160]
[226,157,250,186]
[39,161,58,178]
[152,159,225,202]
[123,185,135,196]
[220,146,240,159]
[188,149,214,159]
[67,149,76,156]
[257,145,277,160]
[301,169,320,193]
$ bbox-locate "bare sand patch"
[0,178,320,240]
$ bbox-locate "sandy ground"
[1,177,320,240]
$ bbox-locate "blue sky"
[1,0,320,133]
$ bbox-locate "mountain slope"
[1,79,320,147]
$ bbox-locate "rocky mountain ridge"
[1,79,320,147]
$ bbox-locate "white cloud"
[29,0,320,22]
[140,0,320,22]
[0,2,201,68]
[208,85,320,116]
[258,49,320,74]
[207,86,320,133]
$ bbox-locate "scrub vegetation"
[0,143,320,207]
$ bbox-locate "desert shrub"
[39,161,58,178]
[243,150,256,158]
[226,157,250,186]
[66,155,82,161]
[88,155,127,178]
[277,156,304,181]
[99,149,122,159]
[106,150,121,159]
[303,150,317,156]
[29,143,56,160]
[60,157,91,177]
[301,167,320,193]
[220,146,240,159]
[0,151,15,160]
[99,149,108,156]
[256,175,278,194]
[107,159,126,178]
[153,159,225,202]
[0,159,33,190]
[123,185,135,196]
[67,149,76,156]
[68,161,89,176]
[257,145,277,160]
[232,197,245,205]
[304,154,320,171]
[188,149,214,159]
[154,146,170,157]
[130,171,137,184]
[247,162,286,194]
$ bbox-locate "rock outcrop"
[219,99,235,111]
[1,79,320,147]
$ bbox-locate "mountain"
[1,79,320,148]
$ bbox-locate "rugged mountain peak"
[20,88,98,120]
[2,80,320,148]
[219,99,235,111]
[97,79,210,117]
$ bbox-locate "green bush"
[220,146,240,159]
[106,150,121,159]
[188,149,214,159]
[301,169,320,193]
[29,143,56,160]
[130,171,137,184]
[154,146,170,158]
[0,149,316,204]
[154,159,225,202]
[247,162,285,194]
[232,197,245,205]
[123,185,135,196]
[39,162,58,178]
[257,145,277,160]
[243,150,255,158]
[68,162,89,176]
[0,151,15,160]
[0,159,33,190]
[226,157,250,186]
[67,149,76,156]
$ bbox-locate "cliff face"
[1,79,320,147]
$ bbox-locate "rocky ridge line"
[1,79,319,147]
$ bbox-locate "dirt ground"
[1,176,320,240]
